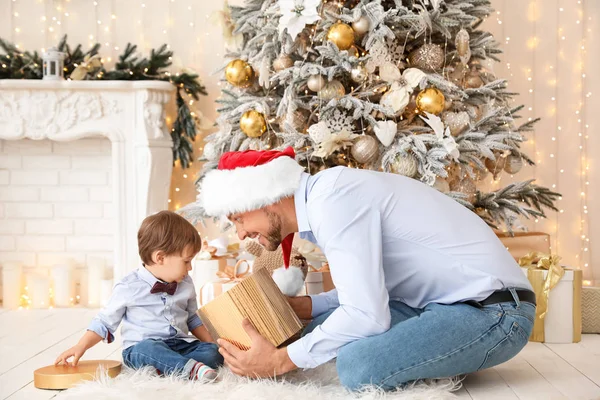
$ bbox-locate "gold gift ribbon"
[200,260,250,305]
[518,252,582,343]
[308,262,330,273]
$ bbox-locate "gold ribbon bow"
[518,251,564,339]
[216,259,251,282]
[308,262,330,273]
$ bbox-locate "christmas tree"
[192,0,559,232]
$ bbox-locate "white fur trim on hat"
[272,265,305,296]
[199,156,305,217]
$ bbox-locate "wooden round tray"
[34,360,122,390]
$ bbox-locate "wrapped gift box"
[305,265,335,295]
[522,265,582,343]
[198,260,250,306]
[496,231,551,261]
[582,281,600,334]
[197,268,303,350]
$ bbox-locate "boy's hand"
[286,296,312,320]
[55,344,86,367]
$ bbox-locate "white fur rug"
[60,362,462,400]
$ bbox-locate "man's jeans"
[122,338,223,377]
[303,288,535,391]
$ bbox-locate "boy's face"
[153,245,196,283]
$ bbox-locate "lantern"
[42,47,66,81]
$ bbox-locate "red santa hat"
[199,147,305,274]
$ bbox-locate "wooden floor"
[1,308,599,400]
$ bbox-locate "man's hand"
[55,344,86,367]
[286,296,312,320]
[218,319,297,378]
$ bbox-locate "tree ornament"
[433,176,450,193]
[390,153,418,177]
[455,28,471,65]
[273,54,294,72]
[240,110,267,138]
[416,87,445,115]
[318,79,345,100]
[351,135,379,164]
[202,141,219,161]
[278,0,321,40]
[373,120,397,146]
[347,45,360,58]
[464,71,484,88]
[327,22,355,51]
[449,175,477,203]
[278,109,308,133]
[322,2,339,16]
[408,43,445,72]
[473,166,488,181]
[350,64,368,83]
[485,154,506,179]
[225,59,254,87]
[307,74,326,92]
[352,16,370,36]
[504,154,524,174]
[441,111,470,136]
[448,63,467,86]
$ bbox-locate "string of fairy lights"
[2,0,595,273]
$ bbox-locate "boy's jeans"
[123,338,223,377]
[304,289,535,391]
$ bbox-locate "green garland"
[0,35,207,168]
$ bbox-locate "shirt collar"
[294,173,311,233]
[137,265,162,288]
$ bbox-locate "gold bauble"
[225,59,254,87]
[273,54,294,72]
[307,74,326,92]
[504,154,524,174]
[408,43,445,72]
[416,87,445,115]
[348,45,360,58]
[278,109,309,133]
[318,79,346,100]
[327,22,355,51]
[351,135,379,164]
[390,153,418,177]
[449,175,477,203]
[352,17,370,36]
[464,72,484,88]
[485,155,506,179]
[433,176,450,193]
[350,64,368,83]
[240,110,267,138]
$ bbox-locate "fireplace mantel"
[0,80,176,279]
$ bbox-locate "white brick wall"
[0,138,114,286]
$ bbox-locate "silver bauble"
[318,80,346,100]
[504,155,524,174]
[307,74,326,92]
[351,135,379,164]
[352,17,370,36]
[273,54,294,72]
[408,43,445,72]
[350,64,368,83]
[390,153,418,177]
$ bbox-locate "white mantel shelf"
[0,79,176,279]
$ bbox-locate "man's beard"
[263,210,283,251]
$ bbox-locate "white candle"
[100,279,113,306]
[2,262,23,309]
[51,264,73,307]
[87,257,106,307]
[29,275,50,309]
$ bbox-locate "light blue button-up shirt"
[88,266,203,349]
[286,167,532,369]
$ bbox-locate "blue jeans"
[122,338,223,377]
[304,289,535,391]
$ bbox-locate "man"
[199,147,536,390]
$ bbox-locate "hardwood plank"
[6,332,121,400]
[0,309,95,375]
[494,355,567,399]
[0,310,57,338]
[0,310,97,399]
[453,384,474,399]
[546,341,600,387]
[463,368,519,400]
[578,334,600,355]
[519,342,600,399]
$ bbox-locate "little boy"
[55,211,223,381]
